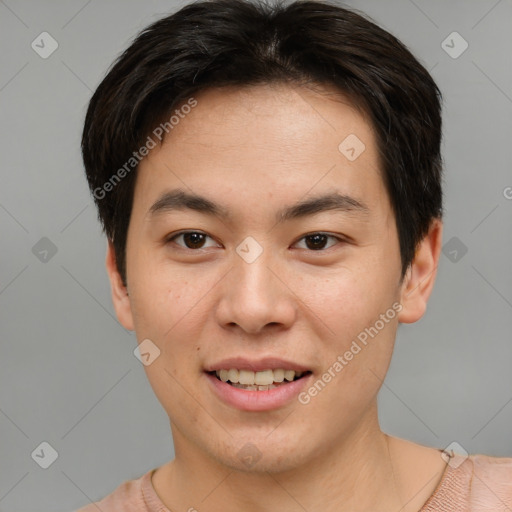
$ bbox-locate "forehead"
[134,83,388,219]
[166,83,375,151]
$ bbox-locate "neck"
[153,407,416,512]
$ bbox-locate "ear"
[398,219,443,324]
[105,238,135,331]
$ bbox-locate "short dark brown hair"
[82,0,443,287]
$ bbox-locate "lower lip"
[205,372,312,411]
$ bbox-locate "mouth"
[204,367,313,412]
[207,368,312,391]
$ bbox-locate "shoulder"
[419,452,512,512]
[73,470,151,512]
[468,454,512,510]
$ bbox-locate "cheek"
[292,263,398,338]
[129,255,208,338]
[292,267,399,397]
[131,274,208,427]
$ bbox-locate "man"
[77,0,512,510]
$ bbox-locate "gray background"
[1,0,511,510]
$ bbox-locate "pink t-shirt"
[75,453,512,511]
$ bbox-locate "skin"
[106,83,444,512]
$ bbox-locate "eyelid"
[292,232,346,250]
[166,230,349,251]
[166,230,220,249]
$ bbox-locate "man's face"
[117,84,407,472]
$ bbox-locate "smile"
[210,368,309,390]
[205,368,313,411]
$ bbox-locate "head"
[82,0,443,473]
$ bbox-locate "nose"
[215,249,297,335]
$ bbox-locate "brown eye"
[182,232,206,249]
[305,234,328,250]
[295,233,341,251]
[167,231,218,250]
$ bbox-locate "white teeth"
[254,369,274,386]
[273,369,285,382]
[284,370,295,381]
[231,383,278,391]
[239,369,255,385]
[227,368,239,382]
[213,368,307,386]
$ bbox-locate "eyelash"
[166,230,346,252]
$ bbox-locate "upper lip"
[205,357,311,373]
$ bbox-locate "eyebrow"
[147,188,369,224]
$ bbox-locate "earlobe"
[105,239,135,331]
[398,219,443,324]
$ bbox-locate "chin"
[211,436,314,475]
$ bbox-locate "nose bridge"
[237,248,274,297]
[234,246,279,309]
[233,234,275,292]
[216,241,295,333]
